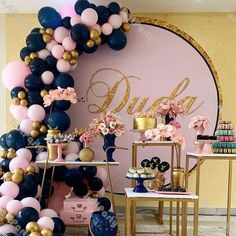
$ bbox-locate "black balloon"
[54,100,71,111]
[96,6,110,25]
[108,2,120,14]
[141,159,150,168]
[31,28,41,33]
[52,217,66,233]
[158,161,170,173]
[26,32,46,52]
[0,133,9,149]
[100,34,108,45]
[6,130,28,150]
[70,24,90,45]
[6,234,15,236]
[1,159,10,172]
[74,0,90,15]
[149,161,156,169]
[151,156,161,166]
[54,166,67,182]
[46,55,57,69]
[73,182,88,197]
[53,73,74,88]
[30,58,47,75]
[83,44,98,54]
[79,166,97,179]
[64,169,83,187]
[89,177,103,191]
[90,3,97,10]
[47,111,71,132]
[11,87,26,99]
[62,17,72,29]
[27,91,44,106]
[25,74,44,91]
[98,197,111,211]
[33,134,47,147]
[20,47,31,60]
[16,207,39,228]
[108,29,127,51]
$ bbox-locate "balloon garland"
[0,0,131,235]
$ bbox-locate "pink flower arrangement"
[79,132,94,143]
[169,120,181,129]
[188,116,210,129]
[43,87,78,107]
[89,111,125,137]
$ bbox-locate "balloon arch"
[0,0,131,235]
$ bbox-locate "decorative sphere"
[26,221,40,233]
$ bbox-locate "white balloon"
[63,141,79,155]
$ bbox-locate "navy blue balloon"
[62,17,72,29]
[54,100,71,111]
[83,44,98,54]
[28,91,44,106]
[89,177,103,191]
[11,87,26,99]
[108,2,120,14]
[30,58,47,75]
[6,130,28,150]
[52,217,66,233]
[53,73,74,88]
[54,166,67,182]
[1,159,10,172]
[25,74,44,91]
[16,207,39,228]
[70,24,90,45]
[6,234,16,236]
[96,6,110,25]
[47,111,71,132]
[34,134,47,146]
[31,28,41,33]
[74,0,90,15]
[100,34,108,45]
[108,29,127,50]
[98,197,111,211]
[79,166,97,179]
[26,32,46,52]
[64,169,83,187]
[38,7,62,29]
[73,182,88,197]
[90,3,97,10]
[46,55,57,69]
[0,133,9,149]
[20,47,31,60]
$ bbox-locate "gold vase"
[79,141,95,162]
[172,167,185,187]
[47,129,60,161]
[133,117,157,130]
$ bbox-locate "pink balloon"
[37,216,54,231]
[62,36,76,51]
[13,105,28,121]
[27,104,46,122]
[120,12,128,23]
[16,148,32,162]
[63,142,79,155]
[37,49,51,60]
[102,23,113,35]
[41,71,54,85]
[109,14,122,29]
[60,4,77,18]
[96,167,108,182]
[36,152,51,169]
[0,196,13,208]
[54,27,69,44]
[20,119,33,135]
[21,197,41,212]
[57,59,70,73]
[0,182,19,198]
[70,15,82,26]
[91,24,102,34]
[46,40,58,51]
[9,157,29,172]
[48,194,65,214]
[0,224,17,235]
[98,187,105,197]
[2,60,30,90]
[7,200,23,214]
[39,208,58,218]
[81,8,98,27]
[29,162,39,173]
[65,153,79,169]
[52,44,65,59]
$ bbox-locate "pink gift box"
[60,210,92,225]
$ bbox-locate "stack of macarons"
[212,121,236,154]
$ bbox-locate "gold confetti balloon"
[5,213,15,224]
[0,208,7,217]
[0,216,5,226]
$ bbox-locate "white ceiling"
[0,0,236,13]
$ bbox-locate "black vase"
[103,134,116,162]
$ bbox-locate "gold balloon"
[0,208,7,217]
[24,56,32,65]
[12,173,24,184]
[12,97,20,105]
[90,29,100,40]
[40,90,48,97]
[8,148,15,153]
[46,28,54,36]
[41,228,53,236]
[20,99,28,107]
[39,28,46,34]
[5,213,15,224]
[7,151,16,160]
[122,22,131,32]
[40,125,48,134]
[71,50,79,59]
[29,232,42,236]
[26,165,36,174]
[0,216,5,226]
[0,150,7,159]
[69,59,77,66]
[0,168,3,177]
[32,121,41,130]
[26,221,40,233]
[18,91,26,99]
[31,130,40,138]
[90,192,99,198]
[3,172,12,181]
[95,37,102,46]
[13,168,24,175]
[63,52,72,61]
[86,39,95,48]
[43,34,52,43]
[30,52,38,60]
